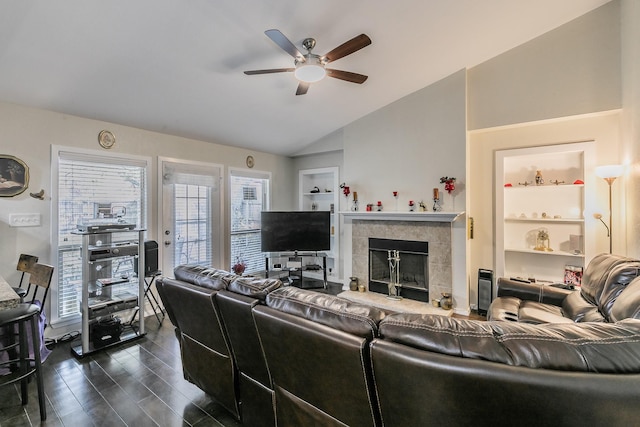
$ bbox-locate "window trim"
[50,145,152,328]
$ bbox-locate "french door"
[159,158,223,275]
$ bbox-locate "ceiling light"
[294,56,326,83]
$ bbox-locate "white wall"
[0,101,293,335]
[343,69,467,214]
[622,0,640,259]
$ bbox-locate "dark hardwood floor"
[0,316,242,427]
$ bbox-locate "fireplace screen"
[368,238,428,301]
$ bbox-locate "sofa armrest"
[497,277,573,306]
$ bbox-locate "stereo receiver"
[88,243,138,261]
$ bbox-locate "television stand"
[265,252,327,289]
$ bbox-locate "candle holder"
[432,197,441,212]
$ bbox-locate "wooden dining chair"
[14,254,39,301]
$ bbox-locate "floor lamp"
[595,164,624,254]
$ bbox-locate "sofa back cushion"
[611,275,640,322]
[379,313,640,373]
[173,264,236,291]
[265,287,386,339]
[580,253,637,305]
[597,262,640,321]
[228,276,282,302]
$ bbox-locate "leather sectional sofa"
[157,259,640,427]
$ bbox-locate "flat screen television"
[261,211,331,253]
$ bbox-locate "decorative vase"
[349,277,359,291]
[440,293,453,310]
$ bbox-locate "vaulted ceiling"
[0,0,611,155]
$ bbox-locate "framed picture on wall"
[0,155,29,197]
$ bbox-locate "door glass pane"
[174,184,211,266]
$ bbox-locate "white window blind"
[229,170,269,273]
[55,150,147,321]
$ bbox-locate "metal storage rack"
[71,228,146,357]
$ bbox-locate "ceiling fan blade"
[244,68,294,75]
[323,34,371,63]
[326,69,368,84]
[296,82,310,95]
[265,29,304,61]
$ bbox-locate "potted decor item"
[232,257,247,275]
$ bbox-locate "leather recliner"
[156,265,240,419]
[253,287,387,427]
[216,276,282,427]
[488,253,640,323]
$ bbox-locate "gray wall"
[468,0,621,130]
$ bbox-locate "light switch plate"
[9,213,41,227]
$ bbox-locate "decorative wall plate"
[0,154,29,197]
[98,130,116,149]
[246,155,255,168]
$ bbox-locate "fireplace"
[368,238,429,302]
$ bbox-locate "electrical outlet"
[9,213,41,227]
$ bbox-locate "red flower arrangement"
[440,176,456,194]
[232,257,246,275]
[340,182,350,198]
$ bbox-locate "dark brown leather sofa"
[488,253,640,323]
[158,261,640,427]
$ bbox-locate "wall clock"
[246,155,255,168]
[98,130,116,149]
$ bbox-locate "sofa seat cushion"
[379,314,640,373]
[562,291,606,322]
[228,276,282,302]
[265,287,387,339]
[517,301,573,324]
[174,264,237,291]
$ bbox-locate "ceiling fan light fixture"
[294,57,326,83]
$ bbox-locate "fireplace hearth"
[368,238,429,302]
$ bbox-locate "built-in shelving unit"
[495,142,595,283]
[299,167,340,281]
[71,228,145,357]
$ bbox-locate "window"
[229,169,270,274]
[52,148,148,324]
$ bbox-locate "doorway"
[159,158,223,275]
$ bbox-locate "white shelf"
[504,217,584,224]
[504,248,585,258]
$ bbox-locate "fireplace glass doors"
[368,238,429,302]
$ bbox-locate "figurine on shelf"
[534,229,553,252]
[535,170,544,185]
[408,200,415,211]
[418,201,427,212]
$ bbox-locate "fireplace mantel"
[341,211,464,222]
[341,209,469,315]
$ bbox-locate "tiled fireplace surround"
[342,212,468,314]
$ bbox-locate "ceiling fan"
[244,29,372,95]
